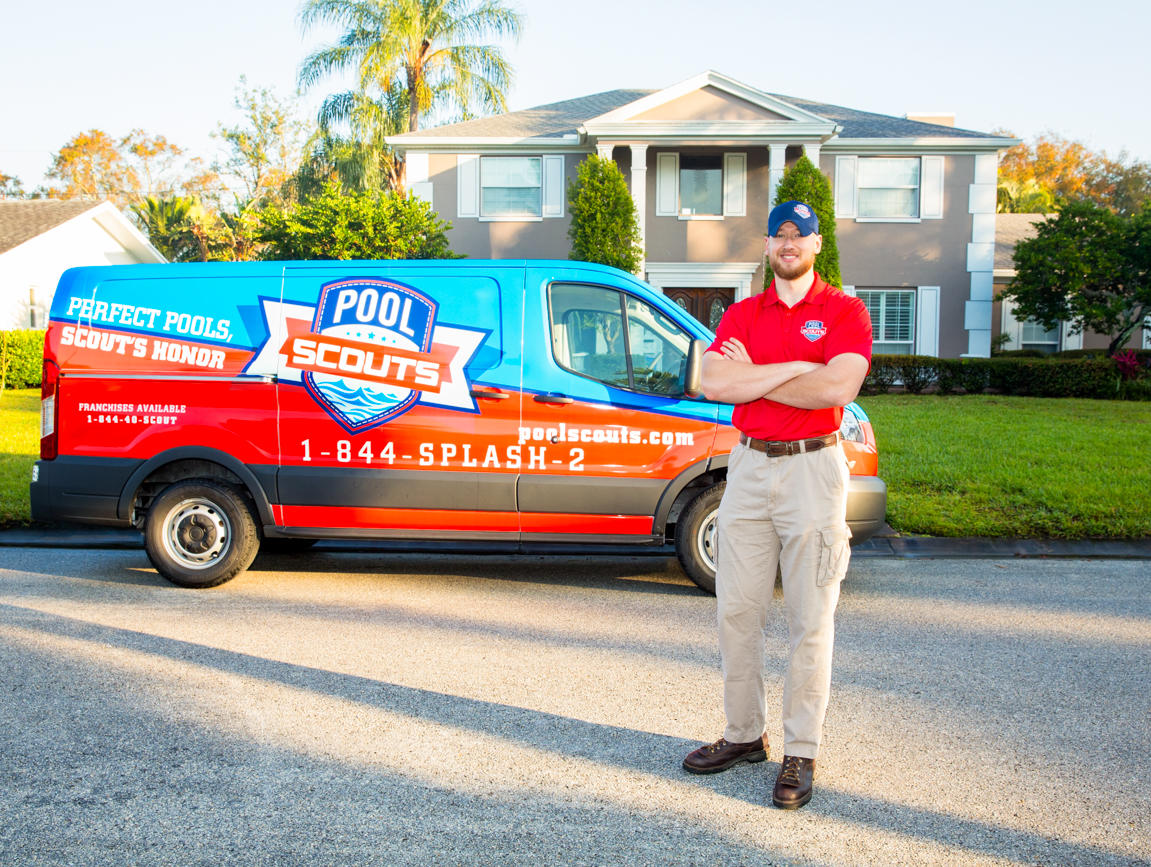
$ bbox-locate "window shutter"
[920,156,944,219]
[1061,319,1083,351]
[915,286,940,356]
[722,153,746,217]
[656,153,678,216]
[457,154,479,218]
[834,156,857,218]
[542,155,565,218]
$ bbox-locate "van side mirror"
[683,338,708,398]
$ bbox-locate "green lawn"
[860,394,1151,539]
[1,388,1148,538]
[0,389,39,524]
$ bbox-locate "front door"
[663,287,735,331]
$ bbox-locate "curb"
[1,526,1149,559]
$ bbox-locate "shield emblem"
[303,278,437,433]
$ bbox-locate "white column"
[768,144,788,208]
[803,142,821,167]
[629,144,648,277]
[596,142,614,161]
[964,153,998,357]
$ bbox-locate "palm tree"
[298,0,523,186]
[132,195,195,260]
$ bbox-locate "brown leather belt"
[739,432,840,457]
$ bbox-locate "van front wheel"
[675,482,724,595]
[144,480,259,588]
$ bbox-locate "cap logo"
[793,204,812,219]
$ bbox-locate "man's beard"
[769,248,816,280]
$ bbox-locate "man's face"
[766,222,822,280]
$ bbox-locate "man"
[682,200,872,810]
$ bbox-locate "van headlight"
[839,407,864,443]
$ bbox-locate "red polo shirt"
[707,273,873,441]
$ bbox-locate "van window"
[548,283,691,396]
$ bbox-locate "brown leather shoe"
[682,735,768,774]
[772,755,815,809]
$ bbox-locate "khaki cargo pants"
[715,439,852,759]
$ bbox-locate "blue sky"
[3,0,1148,191]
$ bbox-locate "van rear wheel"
[675,482,724,595]
[144,480,259,588]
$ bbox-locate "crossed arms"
[700,337,869,410]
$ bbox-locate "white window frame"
[457,154,565,222]
[1000,297,1063,353]
[835,155,945,222]
[656,152,746,220]
[857,288,917,355]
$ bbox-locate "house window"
[480,156,542,217]
[858,289,915,354]
[1020,318,1060,353]
[858,158,920,219]
[678,155,722,216]
[656,153,746,219]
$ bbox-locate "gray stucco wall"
[823,153,976,359]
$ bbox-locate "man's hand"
[719,337,753,364]
[700,346,821,405]
[763,352,870,409]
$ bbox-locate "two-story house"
[387,70,1018,359]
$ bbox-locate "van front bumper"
[847,475,887,545]
[30,457,140,525]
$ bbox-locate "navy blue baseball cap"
[768,200,820,237]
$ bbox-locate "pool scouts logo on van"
[248,278,486,433]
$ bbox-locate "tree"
[774,155,842,288]
[297,0,523,186]
[566,155,642,273]
[214,78,309,206]
[1005,200,1151,354]
[256,182,458,260]
[996,131,1151,216]
[132,196,196,260]
[0,172,25,199]
[46,130,129,201]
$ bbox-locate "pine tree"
[773,155,842,288]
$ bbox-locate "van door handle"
[470,387,511,400]
[533,393,574,405]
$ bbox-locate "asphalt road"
[1,548,1148,866]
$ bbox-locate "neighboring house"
[994,213,1147,352]
[0,200,164,330]
[387,70,1018,358]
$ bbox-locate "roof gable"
[631,86,789,123]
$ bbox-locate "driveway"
[1,549,1148,865]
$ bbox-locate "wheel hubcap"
[162,498,231,569]
[695,506,718,574]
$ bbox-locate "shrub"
[257,182,458,260]
[892,355,936,394]
[773,155,841,288]
[0,330,46,390]
[567,156,642,273]
[935,358,990,395]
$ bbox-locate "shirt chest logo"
[800,319,827,342]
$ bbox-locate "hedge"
[0,330,46,390]
[863,351,1151,400]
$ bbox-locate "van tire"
[144,480,259,588]
[676,482,724,595]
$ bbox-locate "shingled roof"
[391,87,994,142]
[995,213,1050,271]
[393,89,654,139]
[0,200,101,255]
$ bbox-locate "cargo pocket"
[816,524,852,587]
